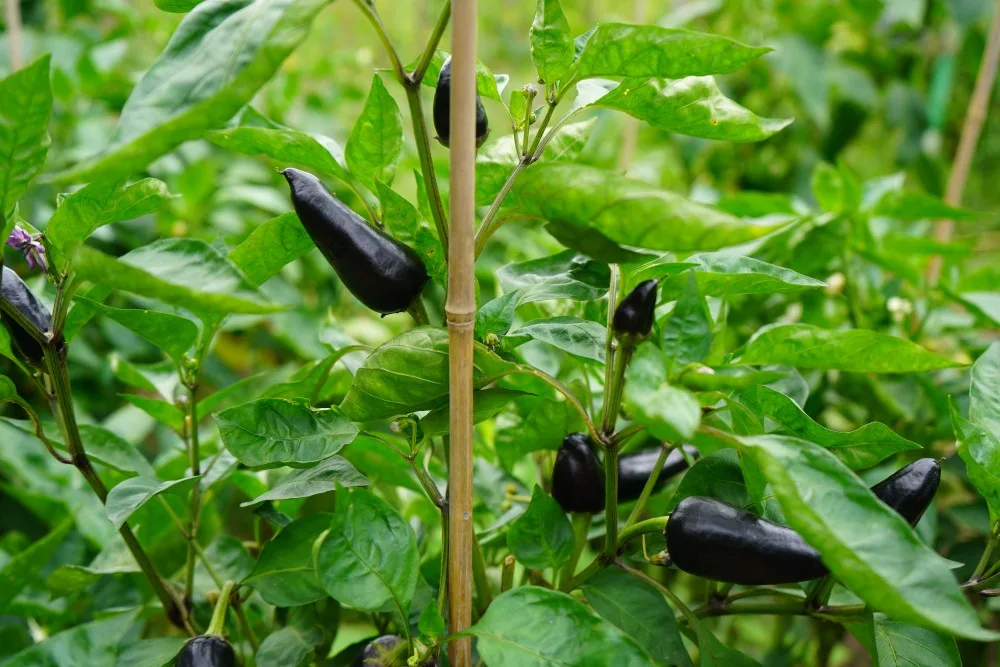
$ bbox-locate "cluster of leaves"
[0,0,997,666]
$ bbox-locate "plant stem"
[559,513,592,588]
[497,366,602,444]
[561,554,607,592]
[407,296,431,326]
[970,520,1000,583]
[351,0,406,82]
[526,102,558,158]
[617,516,669,546]
[412,0,451,84]
[207,581,236,637]
[405,85,450,254]
[602,345,632,435]
[500,554,516,592]
[623,445,671,529]
[43,345,192,634]
[603,443,620,555]
[184,386,202,607]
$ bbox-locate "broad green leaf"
[346,75,403,193]
[625,347,701,441]
[46,177,171,260]
[951,403,1000,520]
[412,50,506,101]
[871,190,977,221]
[498,250,609,302]
[505,316,607,363]
[739,434,995,641]
[571,24,770,81]
[154,0,204,12]
[530,0,574,83]
[121,394,185,430]
[970,342,1000,435]
[716,192,797,217]
[207,126,347,178]
[340,327,515,422]
[739,386,919,469]
[228,212,315,287]
[47,537,140,598]
[953,291,1000,327]
[115,638,187,667]
[316,491,419,617]
[340,435,422,493]
[51,0,329,182]
[506,486,574,570]
[873,614,961,667]
[0,56,52,218]
[667,449,752,512]
[693,617,763,666]
[733,324,963,373]
[581,568,692,667]
[105,475,199,529]
[241,456,368,507]
[76,424,156,477]
[420,388,526,437]
[510,164,786,253]
[645,253,825,298]
[464,587,653,667]
[216,398,359,469]
[75,297,197,362]
[376,182,446,286]
[594,76,791,142]
[245,513,330,607]
[5,611,137,667]
[811,161,859,214]
[419,603,447,638]
[663,272,712,372]
[256,626,319,667]
[0,519,71,614]
[73,241,277,317]
[495,396,571,471]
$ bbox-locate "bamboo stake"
[4,0,23,71]
[928,0,1000,285]
[446,0,477,663]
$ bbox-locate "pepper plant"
[0,0,999,665]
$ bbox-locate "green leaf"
[256,626,318,667]
[0,519,71,614]
[316,491,419,616]
[0,55,52,218]
[346,75,403,193]
[625,347,701,441]
[207,126,347,178]
[105,475,199,529]
[663,272,712,372]
[216,398,359,469]
[419,388,526,437]
[340,327,515,422]
[506,485,574,570]
[739,434,996,641]
[73,240,277,317]
[970,342,1000,435]
[733,324,963,373]
[244,513,330,607]
[811,161,860,214]
[594,76,791,142]
[667,449,753,512]
[74,297,197,363]
[121,394,185,430]
[419,603,446,639]
[115,638,187,667]
[497,250,609,303]
[871,190,977,221]
[873,614,961,667]
[376,181,446,286]
[5,611,137,667]
[649,253,825,298]
[738,386,920,469]
[511,164,786,253]
[951,402,1000,520]
[51,0,329,182]
[464,587,654,667]
[581,568,692,667]
[154,0,204,12]
[505,316,607,363]
[571,24,770,80]
[46,177,171,260]
[241,456,368,507]
[47,536,141,598]
[530,0,574,84]
[693,617,763,666]
[228,212,315,287]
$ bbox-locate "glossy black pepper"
[282,169,429,315]
[871,458,940,526]
[551,433,605,514]
[617,445,699,502]
[433,56,489,148]
[1,266,53,366]
[358,635,405,667]
[175,635,237,667]
[612,280,658,340]
[666,496,827,585]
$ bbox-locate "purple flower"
[6,227,47,272]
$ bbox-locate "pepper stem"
[207,581,236,637]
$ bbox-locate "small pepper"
[666,496,827,585]
[1,266,54,366]
[612,280,658,341]
[433,56,489,148]
[358,635,405,666]
[871,458,940,526]
[175,636,237,667]
[551,433,605,514]
[617,445,699,502]
[282,169,429,315]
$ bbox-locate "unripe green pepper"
[551,433,605,514]
[617,445,699,502]
[871,458,940,525]
[432,56,489,148]
[612,280,658,341]
[282,169,429,315]
[1,266,54,366]
[175,635,237,667]
[666,496,827,585]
